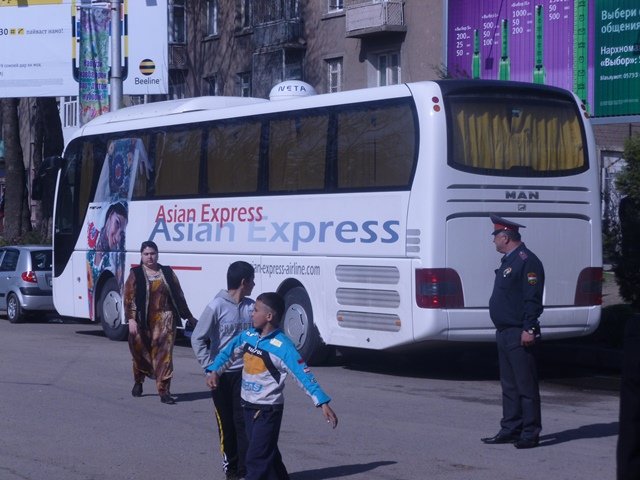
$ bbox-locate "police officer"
[481,214,545,449]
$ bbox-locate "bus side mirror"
[32,156,64,201]
[42,155,65,172]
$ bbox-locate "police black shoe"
[131,382,143,397]
[481,432,520,444]
[514,438,539,449]
[160,394,176,405]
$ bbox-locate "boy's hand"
[205,372,219,389]
[321,403,338,429]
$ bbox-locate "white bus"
[50,80,602,362]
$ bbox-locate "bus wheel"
[97,277,128,341]
[283,287,328,365]
[7,293,24,324]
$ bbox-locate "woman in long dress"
[124,240,196,404]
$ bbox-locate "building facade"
[165,0,444,100]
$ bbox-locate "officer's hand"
[521,330,535,347]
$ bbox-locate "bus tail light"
[415,268,464,308]
[574,267,603,306]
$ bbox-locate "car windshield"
[31,250,52,271]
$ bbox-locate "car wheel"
[7,293,24,324]
[97,277,128,341]
[282,287,329,365]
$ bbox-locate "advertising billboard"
[0,0,77,96]
[0,0,168,98]
[447,0,640,117]
[594,0,640,116]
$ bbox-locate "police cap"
[490,214,526,235]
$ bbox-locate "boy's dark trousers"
[243,407,290,480]
[212,370,248,478]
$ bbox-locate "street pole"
[110,0,123,111]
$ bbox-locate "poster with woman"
[86,138,151,319]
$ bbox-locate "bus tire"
[282,286,328,365]
[7,293,24,324]
[97,277,128,341]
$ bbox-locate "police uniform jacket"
[489,243,544,331]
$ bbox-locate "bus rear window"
[447,97,587,176]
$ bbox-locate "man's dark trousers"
[618,315,640,480]
[212,370,248,477]
[496,327,542,440]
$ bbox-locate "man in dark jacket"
[481,214,545,449]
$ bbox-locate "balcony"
[345,0,406,38]
[253,20,304,50]
[169,44,188,70]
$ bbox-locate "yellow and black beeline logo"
[139,59,155,76]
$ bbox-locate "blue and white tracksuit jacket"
[205,327,331,410]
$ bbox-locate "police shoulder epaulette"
[519,250,528,260]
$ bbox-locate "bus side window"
[154,129,202,196]
[132,135,152,198]
[207,121,260,194]
[268,114,327,192]
[336,103,415,189]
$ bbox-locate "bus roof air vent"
[269,80,317,101]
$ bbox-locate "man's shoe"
[160,394,176,405]
[514,438,539,449]
[481,432,520,444]
[131,382,143,397]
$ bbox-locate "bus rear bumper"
[441,306,601,342]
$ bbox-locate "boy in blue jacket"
[205,292,338,480]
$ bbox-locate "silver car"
[0,245,55,323]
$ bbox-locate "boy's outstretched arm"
[321,403,338,429]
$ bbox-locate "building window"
[290,0,300,19]
[328,0,343,12]
[169,0,186,44]
[238,72,251,97]
[238,0,252,29]
[206,0,219,36]
[327,58,343,93]
[254,0,284,24]
[205,76,218,96]
[285,50,303,81]
[169,70,187,99]
[203,75,218,96]
[377,52,400,86]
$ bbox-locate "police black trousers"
[496,327,542,440]
[212,370,248,476]
[243,407,289,480]
[617,315,640,480]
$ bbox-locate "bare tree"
[1,98,29,242]
[34,98,65,241]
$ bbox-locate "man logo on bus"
[505,191,540,200]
